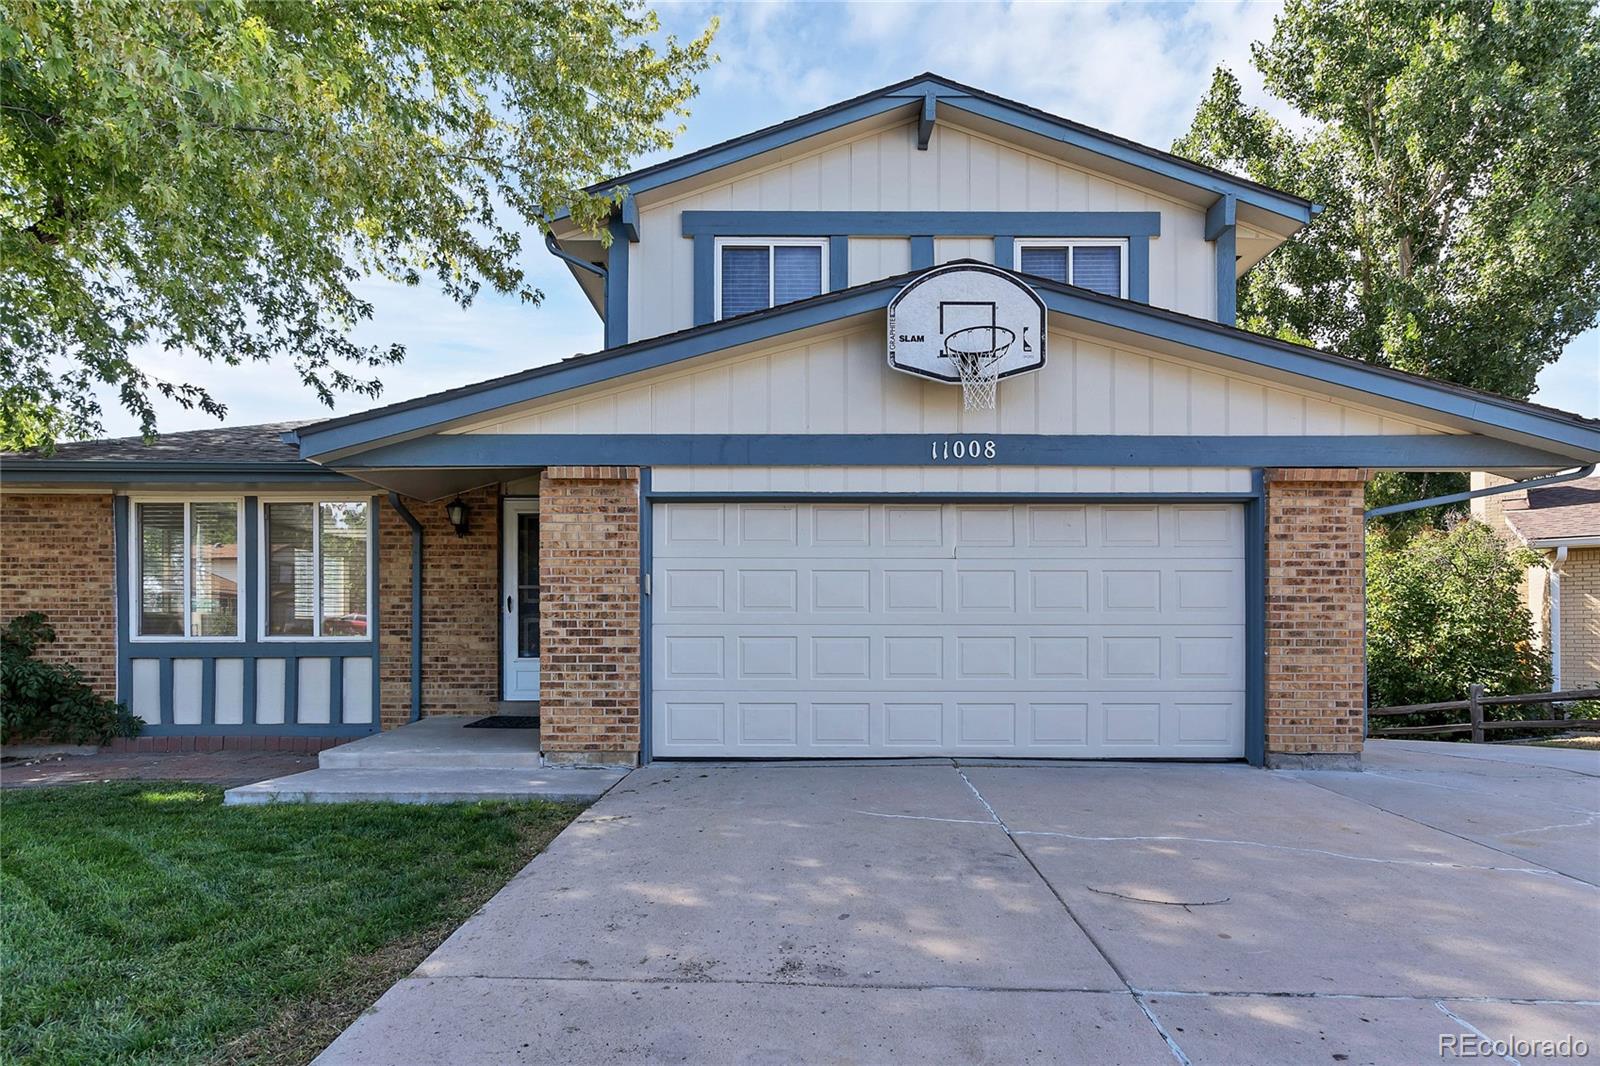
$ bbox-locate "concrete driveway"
[317,741,1600,1065]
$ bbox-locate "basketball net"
[954,351,999,410]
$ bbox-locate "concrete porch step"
[319,715,542,770]
[223,766,628,806]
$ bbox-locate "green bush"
[1366,518,1550,711]
[0,612,142,745]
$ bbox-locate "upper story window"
[715,238,827,319]
[132,500,242,639]
[1016,239,1127,298]
[262,500,371,639]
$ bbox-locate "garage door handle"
[506,595,514,613]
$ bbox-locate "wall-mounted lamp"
[445,496,470,538]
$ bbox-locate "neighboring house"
[5,74,1599,771]
[1472,472,1600,690]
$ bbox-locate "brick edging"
[103,735,352,754]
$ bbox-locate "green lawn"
[1,784,583,1066]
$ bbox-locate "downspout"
[387,492,425,723]
[1550,545,1566,692]
[544,230,607,279]
[1363,464,1596,520]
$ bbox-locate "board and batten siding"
[628,121,1216,341]
[450,322,1460,444]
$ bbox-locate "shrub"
[1366,518,1550,711]
[0,612,142,745]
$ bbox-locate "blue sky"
[104,0,1597,437]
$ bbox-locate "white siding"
[649,467,1255,494]
[455,323,1457,440]
[172,659,203,725]
[629,121,1215,342]
[935,237,995,265]
[214,658,245,725]
[342,658,374,724]
[848,238,911,285]
[256,659,286,725]
[297,658,332,724]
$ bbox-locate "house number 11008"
[931,438,998,460]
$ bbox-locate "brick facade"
[538,467,641,766]
[1558,547,1600,688]
[378,487,500,729]
[0,493,118,700]
[1263,469,1369,769]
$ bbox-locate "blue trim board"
[339,434,1586,472]
[293,268,1600,461]
[692,233,715,325]
[1127,239,1150,304]
[3,461,356,485]
[605,219,630,348]
[113,496,130,706]
[828,235,850,291]
[648,490,1260,504]
[918,91,937,149]
[1207,195,1238,327]
[910,235,934,270]
[993,236,1015,269]
[680,211,1162,238]
[1244,469,1266,767]
[557,73,1313,227]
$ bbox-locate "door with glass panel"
[501,499,540,701]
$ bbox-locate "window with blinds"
[1017,240,1126,298]
[134,500,241,638]
[716,239,826,319]
[264,500,370,639]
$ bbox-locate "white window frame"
[1014,238,1129,298]
[257,497,375,643]
[712,237,829,320]
[127,496,246,642]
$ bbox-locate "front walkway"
[315,742,1600,1064]
[2,748,317,788]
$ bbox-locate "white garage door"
[650,502,1246,759]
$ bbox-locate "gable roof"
[551,73,1316,234]
[288,261,1600,466]
[1503,476,1600,544]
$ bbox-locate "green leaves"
[1174,0,1600,403]
[1366,520,1550,708]
[0,0,716,449]
[0,611,141,744]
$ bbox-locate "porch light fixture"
[445,496,469,538]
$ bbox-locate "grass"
[1526,734,1600,750]
[1,784,583,1066]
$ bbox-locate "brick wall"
[538,467,640,765]
[0,493,117,700]
[1558,547,1600,688]
[1264,469,1369,768]
[378,486,500,729]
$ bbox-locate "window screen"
[719,242,823,318]
[1071,245,1122,296]
[720,246,770,317]
[137,503,186,636]
[1018,242,1124,297]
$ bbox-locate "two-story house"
[7,74,1599,770]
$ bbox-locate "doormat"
[464,715,540,729]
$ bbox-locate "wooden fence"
[1368,686,1600,742]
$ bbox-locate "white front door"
[651,502,1246,759]
[501,499,540,701]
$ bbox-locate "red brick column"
[0,493,117,700]
[539,466,641,766]
[378,486,499,729]
[1264,468,1369,769]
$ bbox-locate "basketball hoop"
[942,325,1014,410]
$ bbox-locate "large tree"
[1174,0,1600,403]
[0,0,715,449]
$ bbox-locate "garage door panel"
[651,502,1245,759]
[650,692,1245,758]
[654,626,1245,690]
[654,558,1243,626]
